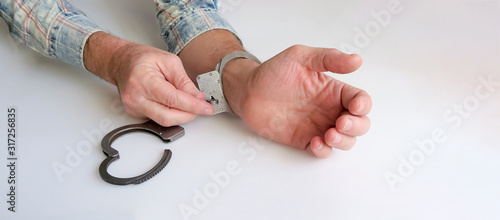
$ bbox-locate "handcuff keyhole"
[209,96,219,105]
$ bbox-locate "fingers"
[335,111,371,137]
[308,111,370,154]
[321,109,370,150]
[289,44,372,115]
[122,93,201,126]
[162,59,206,100]
[146,75,214,116]
[306,129,360,158]
[122,107,147,120]
[123,88,205,126]
[121,71,214,126]
[340,84,372,116]
[306,136,333,159]
[113,45,213,127]
[139,98,199,127]
[324,128,358,151]
[286,45,363,74]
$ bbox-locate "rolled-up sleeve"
[0,0,103,68]
[156,0,237,55]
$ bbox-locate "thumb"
[290,45,363,74]
[161,56,205,99]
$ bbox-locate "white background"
[1,0,499,219]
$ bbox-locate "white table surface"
[1,0,499,219]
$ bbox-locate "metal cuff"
[197,51,261,115]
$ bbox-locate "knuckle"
[289,44,306,52]
[123,107,135,116]
[147,79,163,98]
[159,114,196,127]
[121,93,135,109]
[287,45,305,55]
[158,117,175,127]
[148,78,174,104]
[164,54,182,65]
[328,48,341,54]
[165,93,178,107]
[177,76,193,89]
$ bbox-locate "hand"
[223,45,372,158]
[84,32,214,126]
[109,43,215,126]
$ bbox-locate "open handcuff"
[99,52,260,185]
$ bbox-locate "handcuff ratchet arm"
[99,120,184,185]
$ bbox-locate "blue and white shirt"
[0,0,236,68]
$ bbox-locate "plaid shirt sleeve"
[155,0,238,55]
[0,0,103,68]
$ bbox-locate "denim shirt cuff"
[161,8,237,55]
[49,12,103,69]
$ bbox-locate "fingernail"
[204,108,213,115]
[332,134,341,145]
[355,101,364,115]
[341,119,353,132]
[316,142,324,150]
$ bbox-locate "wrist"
[222,58,260,118]
[83,31,132,85]
[178,29,244,82]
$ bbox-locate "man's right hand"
[83,32,214,126]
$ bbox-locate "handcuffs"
[99,51,260,185]
[99,120,184,185]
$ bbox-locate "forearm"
[177,29,243,82]
[0,0,102,68]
